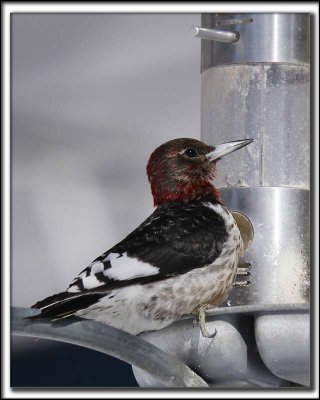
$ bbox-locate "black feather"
[31,193,228,320]
[29,292,105,320]
[102,192,228,276]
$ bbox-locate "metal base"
[133,304,310,387]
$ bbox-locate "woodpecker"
[31,137,253,337]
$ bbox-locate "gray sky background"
[11,13,201,307]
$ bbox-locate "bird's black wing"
[31,195,228,319]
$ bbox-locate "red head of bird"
[146,138,253,207]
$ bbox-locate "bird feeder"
[133,13,310,388]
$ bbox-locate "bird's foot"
[196,306,217,339]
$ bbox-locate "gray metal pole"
[199,12,310,386]
[133,13,310,388]
[199,11,310,307]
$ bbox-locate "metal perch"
[11,307,208,388]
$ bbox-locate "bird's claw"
[202,327,217,339]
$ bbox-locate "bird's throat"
[152,181,221,207]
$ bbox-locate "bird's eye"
[184,148,198,158]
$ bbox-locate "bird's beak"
[206,139,253,162]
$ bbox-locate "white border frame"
[2,2,319,399]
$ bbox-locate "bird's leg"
[195,305,217,339]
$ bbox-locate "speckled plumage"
[31,137,251,335]
[74,202,243,334]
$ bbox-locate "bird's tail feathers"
[29,290,105,321]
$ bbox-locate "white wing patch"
[105,252,159,281]
[67,252,159,293]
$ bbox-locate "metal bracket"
[191,26,239,43]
